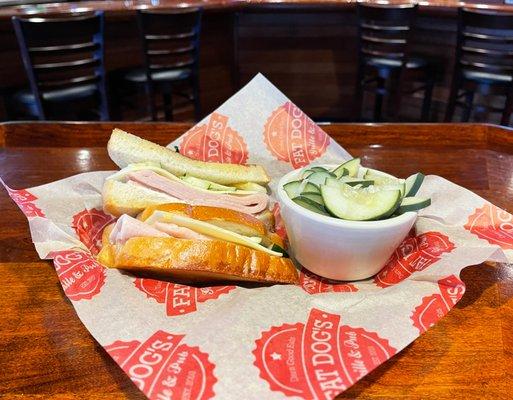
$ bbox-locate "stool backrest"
[456,8,513,78]
[137,8,202,81]
[12,11,108,120]
[356,3,417,66]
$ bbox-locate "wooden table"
[0,122,512,399]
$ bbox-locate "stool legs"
[445,75,460,122]
[461,91,474,122]
[192,75,201,122]
[421,78,434,122]
[162,90,173,121]
[354,63,365,120]
[502,89,513,126]
[373,77,385,121]
[145,81,158,121]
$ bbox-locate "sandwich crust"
[97,235,299,285]
[102,179,180,217]
[139,203,267,237]
[108,129,270,185]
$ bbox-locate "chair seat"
[365,56,427,70]
[14,83,98,104]
[123,68,191,83]
[462,70,513,85]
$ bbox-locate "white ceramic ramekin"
[276,165,417,281]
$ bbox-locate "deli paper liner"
[3,74,513,400]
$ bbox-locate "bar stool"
[445,8,513,125]
[119,8,202,121]
[11,12,109,121]
[354,3,435,121]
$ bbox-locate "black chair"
[11,12,109,121]
[355,3,435,121]
[445,8,513,125]
[120,8,202,121]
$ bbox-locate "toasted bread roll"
[97,235,298,285]
[103,179,181,217]
[139,203,267,238]
[108,129,270,185]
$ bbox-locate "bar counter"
[1,1,513,121]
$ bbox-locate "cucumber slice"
[364,168,398,185]
[357,166,368,178]
[397,196,431,213]
[332,158,360,178]
[310,166,329,172]
[326,177,374,189]
[379,181,406,197]
[320,184,402,221]
[332,167,349,178]
[268,243,289,258]
[300,192,324,205]
[307,171,336,186]
[233,182,267,194]
[339,177,374,188]
[181,175,211,190]
[209,182,237,192]
[292,196,331,216]
[284,180,319,198]
[301,169,315,179]
[404,173,425,197]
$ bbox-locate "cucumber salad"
[283,158,431,221]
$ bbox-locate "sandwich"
[97,203,299,285]
[103,129,273,223]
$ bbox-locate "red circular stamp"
[6,188,45,218]
[71,208,115,255]
[52,250,106,301]
[134,278,236,316]
[105,330,216,400]
[253,308,396,399]
[464,203,513,250]
[300,269,358,294]
[180,112,248,164]
[263,101,330,168]
[374,232,456,288]
[411,275,465,334]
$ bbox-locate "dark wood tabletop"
[0,121,512,399]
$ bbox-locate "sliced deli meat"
[128,170,269,215]
[109,215,169,245]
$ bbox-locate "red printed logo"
[300,269,358,294]
[253,308,396,399]
[71,208,115,255]
[465,203,513,250]
[134,278,235,316]
[374,232,455,288]
[52,250,106,301]
[6,188,45,218]
[264,101,330,168]
[105,330,216,400]
[180,113,248,164]
[411,275,465,334]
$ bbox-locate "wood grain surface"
[0,122,512,399]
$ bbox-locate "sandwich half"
[103,129,273,224]
[97,203,298,285]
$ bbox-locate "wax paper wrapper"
[3,74,513,400]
